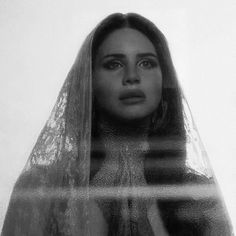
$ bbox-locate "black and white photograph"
[0,0,235,235]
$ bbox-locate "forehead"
[97,28,156,56]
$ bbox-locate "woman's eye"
[103,61,123,70]
[138,59,157,69]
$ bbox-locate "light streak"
[11,184,219,200]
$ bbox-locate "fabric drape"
[1,13,233,236]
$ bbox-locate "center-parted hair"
[91,13,186,184]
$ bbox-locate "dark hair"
[91,13,186,184]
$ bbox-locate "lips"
[119,89,146,104]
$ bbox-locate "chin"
[119,106,156,120]
[117,111,152,123]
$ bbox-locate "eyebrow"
[137,53,158,59]
[101,53,158,59]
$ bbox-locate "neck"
[96,113,151,160]
[91,113,150,188]
[97,112,151,139]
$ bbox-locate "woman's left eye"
[138,59,157,69]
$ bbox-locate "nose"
[123,65,140,85]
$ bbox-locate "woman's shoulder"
[14,165,51,190]
[157,171,233,235]
[182,170,214,184]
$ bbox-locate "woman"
[1,13,233,236]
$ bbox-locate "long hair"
[89,15,233,236]
[2,12,232,236]
[91,13,186,184]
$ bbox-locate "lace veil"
[2,13,231,236]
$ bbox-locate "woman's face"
[93,28,162,122]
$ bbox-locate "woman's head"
[92,13,185,138]
[93,27,163,122]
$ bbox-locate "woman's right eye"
[103,60,123,70]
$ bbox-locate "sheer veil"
[1,13,233,236]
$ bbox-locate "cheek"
[93,70,121,96]
[93,85,108,107]
[93,73,106,98]
[149,86,162,110]
[93,78,117,109]
[144,74,163,106]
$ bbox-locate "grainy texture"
[1,13,233,236]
